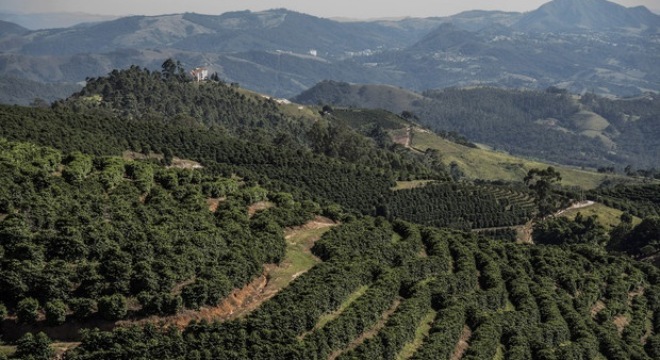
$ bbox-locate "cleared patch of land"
[206,197,224,212]
[591,300,607,318]
[613,314,630,335]
[248,201,276,217]
[122,150,203,169]
[0,345,15,358]
[559,202,642,229]
[410,129,626,189]
[393,180,435,190]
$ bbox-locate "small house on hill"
[191,67,209,82]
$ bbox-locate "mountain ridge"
[293,80,660,169]
[0,0,659,102]
[513,0,660,33]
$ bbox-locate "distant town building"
[191,67,209,82]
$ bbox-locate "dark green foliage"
[14,332,54,360]
[533,213,609,246]
[16,297,39,324]
[608,215,660,257]
[384,183,536,230]
[589,184,660,219]
[44,299,68,326]
[338,285,432,360]
[69,298,96,320]
[0,102,435,214]
[298,83,660,168]
[0,139,312,324]
[299,270,402,359]
[65,222,659,360]
[525,167,563,217]
[411,303,465,360]
[97,294,128,321]
[623,217,660,255]
[1,63,659,360]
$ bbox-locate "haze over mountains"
[0,0,658,104]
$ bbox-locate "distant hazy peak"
[0,19,27,34]
[514,0,660,33]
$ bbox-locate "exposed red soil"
[137,270,273,329]
[284,216,336,240]
[135,217,336,328]
[206,197,225,213]
[247,201,275,217]
[591,300,606,318]
[451,325,472,360]
[613,314,630,335]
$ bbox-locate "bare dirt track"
[135,216,337,328]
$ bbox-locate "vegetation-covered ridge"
[294,82,660,169]
[0,62,455,215]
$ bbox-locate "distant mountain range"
[0,12,120,30]
[0,0,658,104]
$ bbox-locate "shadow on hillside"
[1,315,117,342]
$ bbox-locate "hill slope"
[294,81,660,169]
[1,63,659,360]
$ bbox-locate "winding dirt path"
[472,200,597,244]
[133,216,337,328]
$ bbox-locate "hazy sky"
[1,0,658,18]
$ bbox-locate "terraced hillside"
[64,218,660,360]
[384,183,537,230]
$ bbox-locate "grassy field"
[410,129,625,189]
[393,180,436,190]
[0,342,78,358]
[272,223,335,291]
[0,345,15,357]
[559,203,642,229]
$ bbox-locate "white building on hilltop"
[191,67,209,82]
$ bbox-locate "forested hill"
[0,62,449,215]
[293,81,660,169]
[1,60,660,360]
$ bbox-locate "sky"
[0,0,658,18]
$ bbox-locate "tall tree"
[524,166,562,217]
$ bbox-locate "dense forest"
[0,61,659,359]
